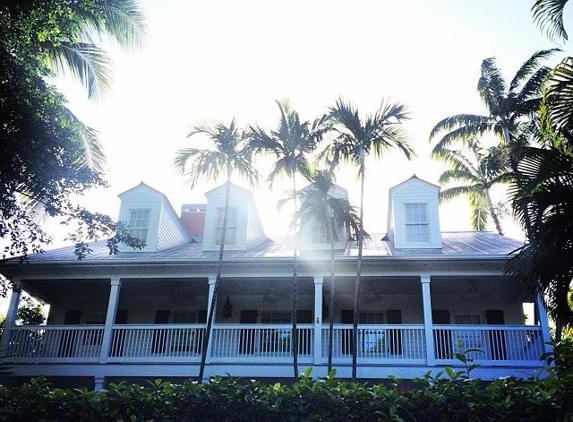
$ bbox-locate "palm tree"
[326,97,413,380]
[250,99,325,381]
[532,0,570,43]
[543,57,573,148]
[506,143,573,343]
[174,119,258,383]
[42,0,147,100]
[434,139,512,234]
[430,50,557,170]
[430,50,557,238]
[295,169,362,372]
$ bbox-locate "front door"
[240,310,258,354]
[296,310,312,355]
[485,310,507,360]
[58,310,81,357]
[341,310,354,355]
[152,310,169,354]
[387,310,403,355]
[433,309,452,359]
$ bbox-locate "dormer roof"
[202,182,269,251]
[117,182,192,252]
[387,175,442,250]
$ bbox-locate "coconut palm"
[434,138,512,234]
[174,119,258,383]
[532,0,570,43]
[326,97,413,380]
[506,143,573,342]
[42,0,147,100]
[543,57,573,149]
[430,50,557,171]
[295,169,362,372]
[250,99,326,381]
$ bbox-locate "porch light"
[223,295,233,318]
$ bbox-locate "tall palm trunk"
[327,214,335,372]
[198,177,231,383]
[484,188,504,235]
[291,177,299,381]
[352,148,366,380]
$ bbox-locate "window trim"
[215,207,237,246]
[403,203,430,244]
[127,208,151,243]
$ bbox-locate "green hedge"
[0,366,572,422]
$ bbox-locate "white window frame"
[404,203,429,243]
[215,207,237,246]
[128,209,151,242]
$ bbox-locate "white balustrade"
[5,324,544,366]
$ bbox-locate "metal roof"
[5,231,525,264]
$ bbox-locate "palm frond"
[44,42,112,99]
[532,0,570,43]
[545,57,573,142]
[510,49,558,93]
[468,191,489,231]
[478,57,507,113]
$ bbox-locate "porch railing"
[5,324,544,366]
[6,325,104,361]
[322,325,426,362]
[433,325,545,364]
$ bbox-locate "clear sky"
[56,0,571,241]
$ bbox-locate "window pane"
[128,209,150,242]
[404,203,429,243]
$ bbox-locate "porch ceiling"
[431,276,534,302]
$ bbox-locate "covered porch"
[1,271,552,388]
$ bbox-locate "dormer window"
[215,207,237,245]
[404,203,429,243]
[128,209,151,242]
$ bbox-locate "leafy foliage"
[506,144,573,336]
[0,367,571,421]
[532,0,570,43]
[0,1,147,265]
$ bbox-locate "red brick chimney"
[180,204,206,238]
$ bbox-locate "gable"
[387,176,442,249]
[203,182,268,251]
[118,183,192,252]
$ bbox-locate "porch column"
[205,276,217,365]
[536,294,553,355]
[420,275,436,366]
[99,277,121,363]
[313,276,324,365]
[94,377,105,392]
[0,280,22,357]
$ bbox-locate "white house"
[0,177,552,390]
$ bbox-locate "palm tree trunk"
[291,177,299,382]
[198,179,231,383]
[484,189,504,235]
[328,217,335,373]
[352,149,365,380]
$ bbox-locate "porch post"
[205,277,217,365]
[536,294,553,355]
[313,276,324,366]
[99,277,121,363]
[420,275,435,366]
[0,280,22,357]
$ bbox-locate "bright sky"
[56,0,571,241]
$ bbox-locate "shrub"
[0,367,571,421]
